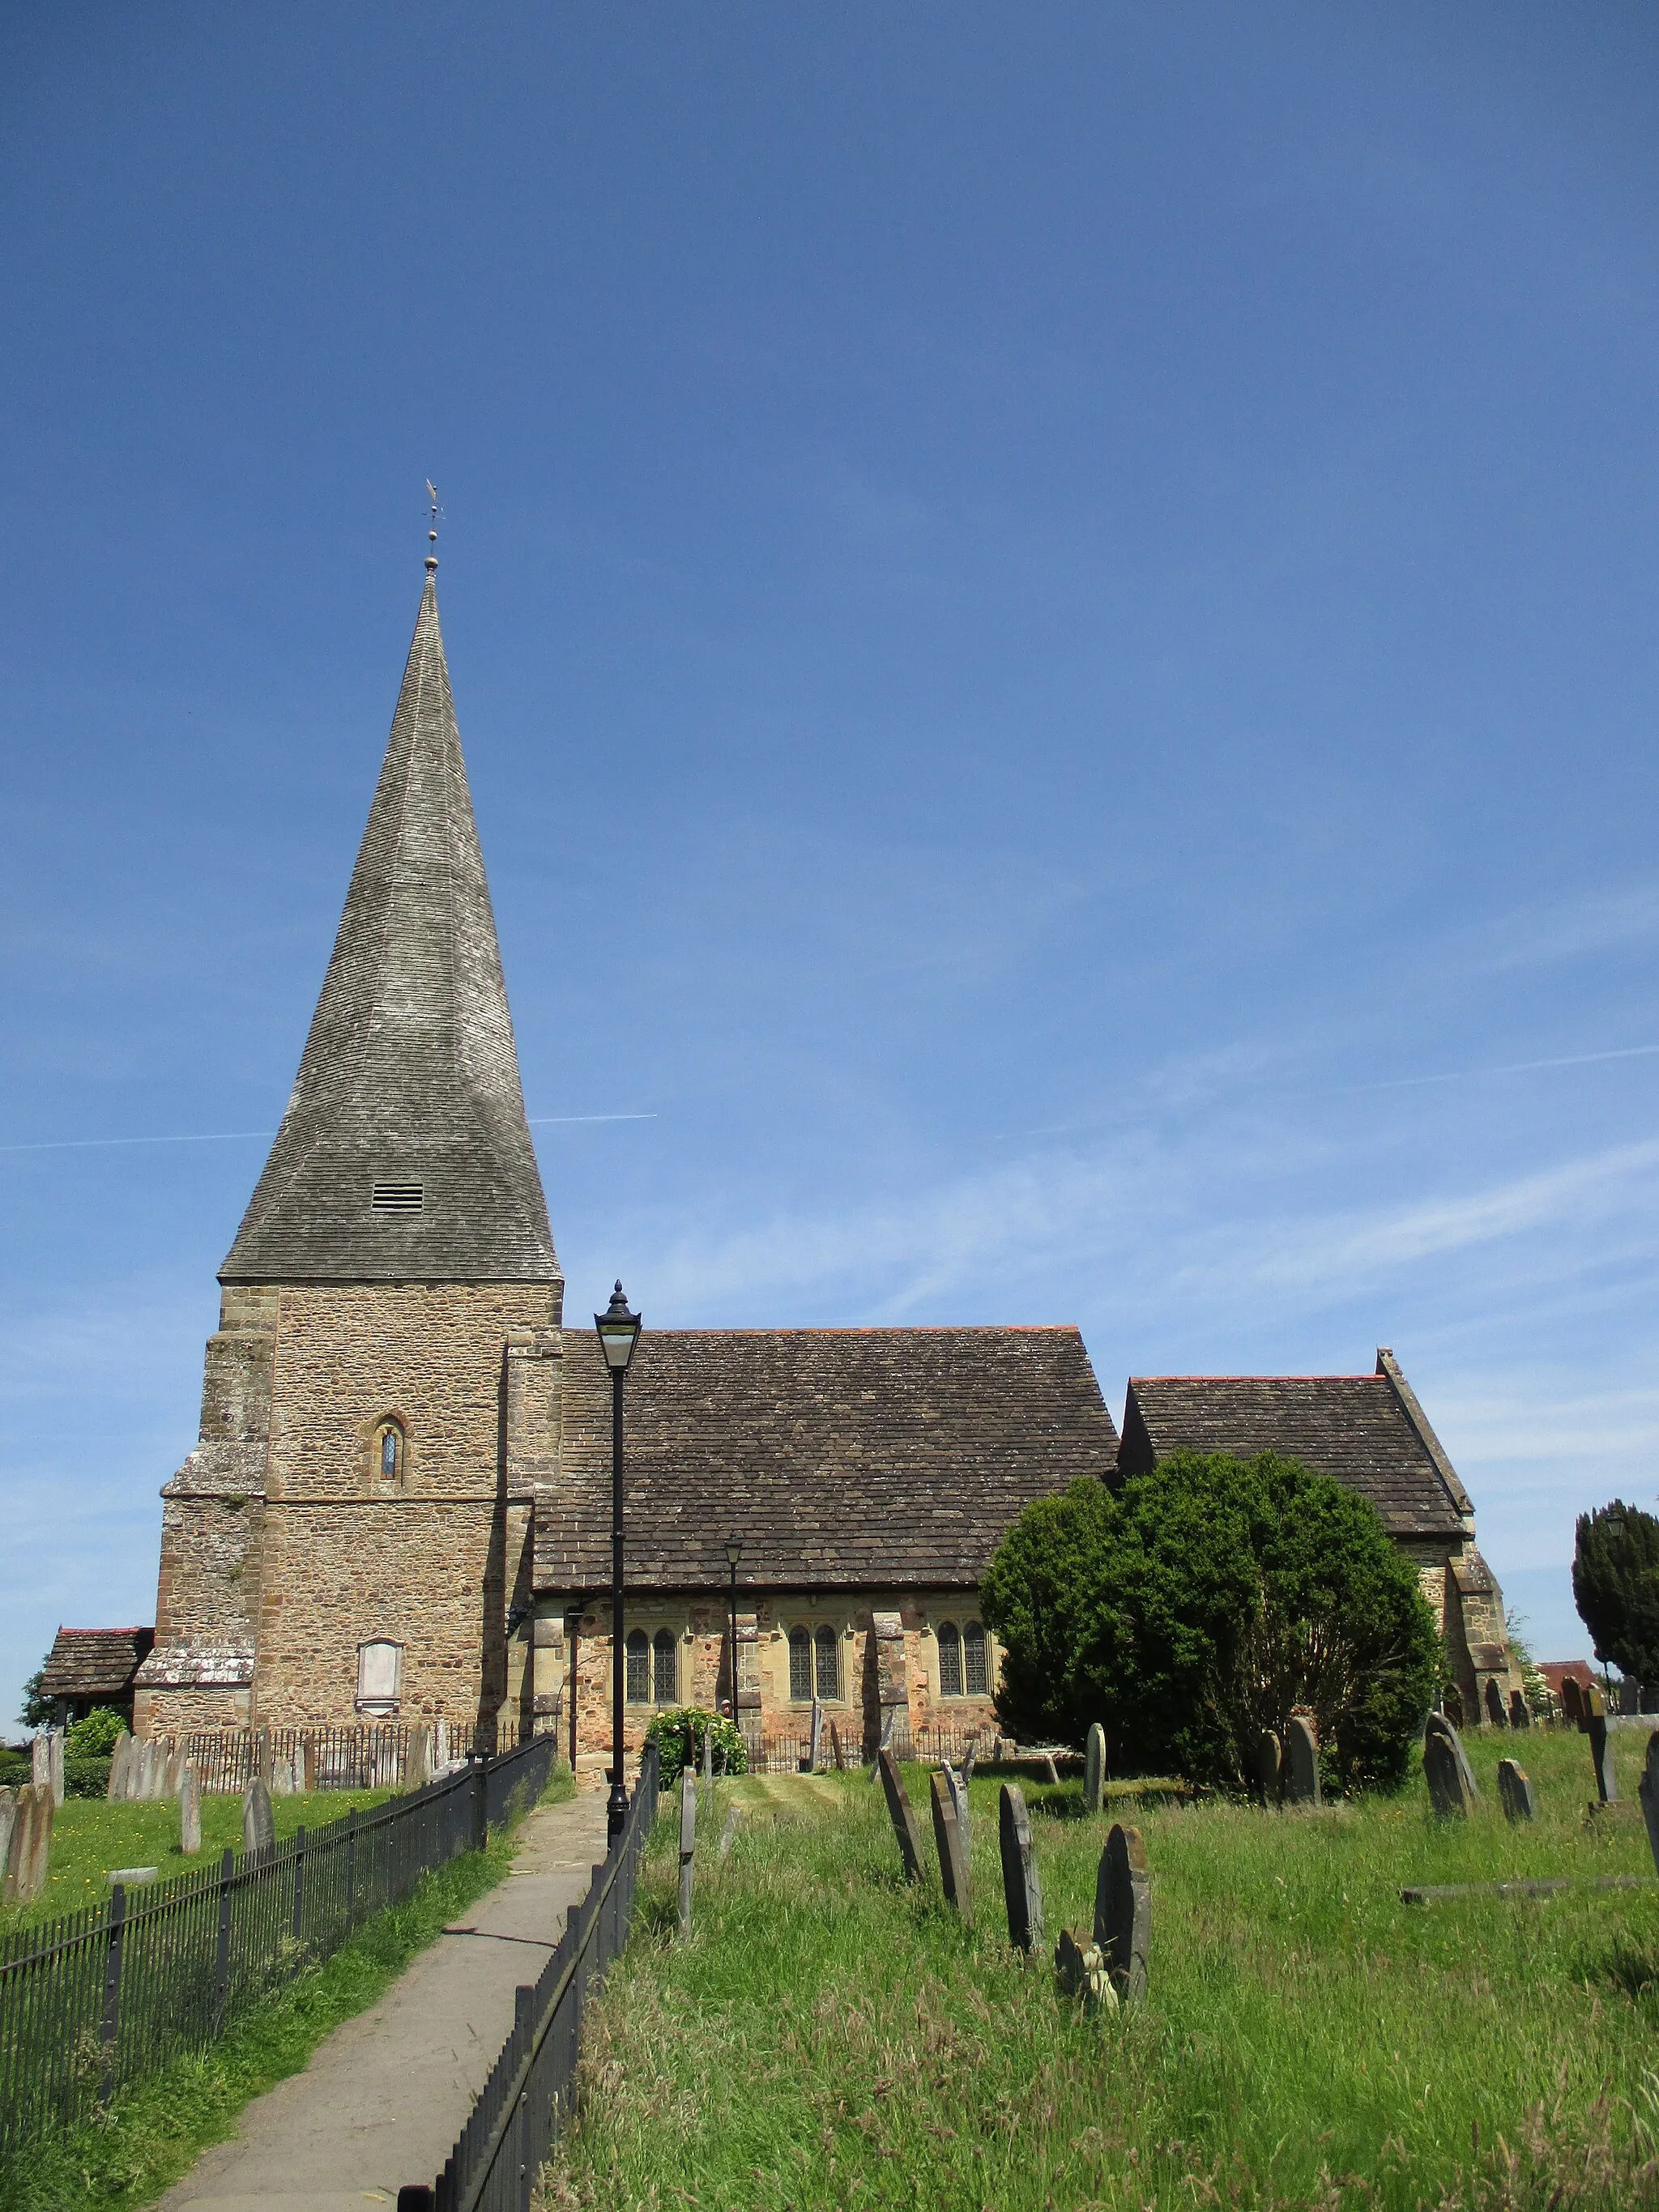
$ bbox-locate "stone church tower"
[134,553,563,1740]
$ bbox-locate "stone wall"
[533,1591,1000,1759]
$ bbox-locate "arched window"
[789,1626,812,1702]
[964,1622,988,1697]
[938,1622,963,1698]
[653,1630,676,1705]
[814,1625,839,1702]
[625,1630,650,1704]
[373,1420,404,1488]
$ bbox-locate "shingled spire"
[220,564,560,1285]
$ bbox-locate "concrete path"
[156,1784,612,2212]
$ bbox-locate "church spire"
[220,565,560,1285]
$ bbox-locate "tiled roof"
[1118,1356,1467,1538]
[221,568,558,1286]
[39,1626,154,1700]
[535,1325,1119,1592]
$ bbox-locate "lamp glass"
[725,1536,743,1567]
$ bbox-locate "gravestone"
[242,1776,275,1861]
[180,1762,203,1855]
[829,1721,846,1772]
[930,1769,970,1918]
[877,1749,926,1883]
[942,1759,970,1868]
[1092,1821,1150,2002]
[1055,1926,1116,2013]
[1283,1715,1321,1806]
[0,1788,15,1885]
[1255,1732,1282,1805]
[1508,1690,1532,1730]
[31,1734,50,1792]
[131,1741,152,1800]
[718,1803,742,1862]
[28,1785,54,1899]
[1497,1758,1536,1823]
[2,1788,31,1903]
[1484,1678,1507,1728]
[998,1783,1043,1953]
[677,1767,697,1938]
[1589,1714,1618,1804]
[255,1728,273,1791]
[807,1699,823,1775]
[701,1728,714,1791]
[406,1727,433,1792]
[1638,1732,1659,1878]
[433,1719,450,1770]
[4,1784,51,1904]
[163,1746,186,1798]
[106,1733,132,1801]
[1083,1724,1107,1815]
[1619,1677,1641,1715]
[1423,1715,1475,1818]
[271,1757,294,1798]
[295,1739,314,1793]
[1563,1677,1585,1727]
[1443,1689,1465,1728]
[49,1728,65,1806]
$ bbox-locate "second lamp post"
[595,1280,642,1843]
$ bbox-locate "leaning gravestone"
[1508,1690,1532,1730]
[1497,1758,1536,1823]
[942,1760,970,1868]
[929,1769,970,1919]
[1255,1733,1282,1805]
[137,1740,160,1801]
[1563,1677,1585,1727]
[31,1733,50,1792]
[1423,1715,1475,1818]
[998,1783,1043,1953]
[1484,1678,1507,1728]
[180,1762,203,1855]
[242,1776,275,1862]
[1283,1715,1321,1806]
[1443,1689,1465,1728]
[1584,1685,1618,1802]
[4,1784,53,1905]
[0,1788,15,1886]
[1637,1733,1659,1877]
[107,1733,133,1801]
[876,1749,926,1884]
[1083,1724,1107,1816]
[163,1746,186,1798]
[1093,1821,1150,2002]
[49,1728,65,1807]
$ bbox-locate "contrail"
[1362,1044,1659,1093]
[0,1114,658,1156]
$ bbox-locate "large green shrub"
[643,1707,748,1785]
[982,1451,1439,1793]
[1573,1501,1659,1687]
[67,1707,128,1757]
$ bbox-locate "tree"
[1573,1501,1659,1687]
[19,1658,53,1728]
[982,1451,1439,1794]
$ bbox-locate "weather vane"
[425,480,443,566]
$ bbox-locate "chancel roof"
[39,1627,155,1701]
[535,1325,1119,1592]
[1118,1351,1469,1539]
[221,568,558,1284]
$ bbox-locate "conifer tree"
[1573,1501,1659,1689]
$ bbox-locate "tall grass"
[541,1730,1659,2210]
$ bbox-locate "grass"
[0,1765,578,2212]
[1,1787,394,1933]
[539,1730,1659,2211]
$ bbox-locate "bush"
[1573,1501,1659,1686]
[642,1707,747,1786]
[65,1754,113,1800]
[982,1451,1439,1795]
[68,1707,128,1757]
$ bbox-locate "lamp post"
[595,1280,642,1844]
[724,1535,743,1760]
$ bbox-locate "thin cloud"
[1463,884,1659,974]
[1354,1044,1659,1093]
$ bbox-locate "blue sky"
[4,5,1658,1726]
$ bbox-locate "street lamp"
[595,1280,642,1843]
[724,1535,743,1762]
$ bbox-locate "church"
[130,552,1514,1760]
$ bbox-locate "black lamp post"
[724,1534,743,1754]
[595,1280,642,1843]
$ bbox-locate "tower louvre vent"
[371,1181,424,1215]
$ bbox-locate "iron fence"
[170,1716,544,1797]
[734,1718,996,1773]
[405,1742,660,2212]
[0,1733,557,2155]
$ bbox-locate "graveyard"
[536,1724,1659,2212]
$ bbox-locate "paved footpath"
[156,1785,612,2212]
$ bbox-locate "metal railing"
[0,1733,557,2154]
[407,1741,660,2212]
[736,1719,996,1773]
[169,1716,545,1796]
